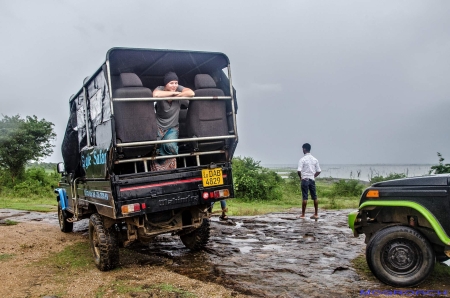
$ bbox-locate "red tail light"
[121,203,141,214]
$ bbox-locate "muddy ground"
[0,208,447,298]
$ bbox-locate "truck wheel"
[58,201,73,233]
[180,218,210,251]
[89,213,119,271]
[366,225,435,287]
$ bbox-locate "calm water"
[264,164,434,181]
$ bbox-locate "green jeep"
[349,175,450,287]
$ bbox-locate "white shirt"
[297,153,321,180]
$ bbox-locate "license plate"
[202,168,223,187]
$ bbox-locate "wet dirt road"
[0,208,376,297]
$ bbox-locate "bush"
[330,179,364,197]
[429,152,450,174]
[233,156,283,201]
[285,171,301,194]
[369,173,407,184]
[0,167,59,198]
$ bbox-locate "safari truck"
[348,175,450,287]
[55,48,238,271]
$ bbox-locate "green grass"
[37,242,94,270]
[95,281,196,298]
[0,219,19,226]
[226,197,360,216]
[111,281,147,295]
[0,196,56,212]
[153,283,196,297]
[223,178,362,216]
[0,253,14,261]
[225,198,298,216]
[351,254,377,280]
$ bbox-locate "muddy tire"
[180,218,210,251]
[57,201,73,233]
[89,213,119,271]
[366,225,435,287]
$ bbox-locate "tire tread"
[89,213,119,271]
[180,218,210,251]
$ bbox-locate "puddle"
[226,238,260,243]
[239,246,253,254]
[261,244,282,251]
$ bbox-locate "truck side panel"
[77,180,115,218]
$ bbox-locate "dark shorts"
[301,179,317,201]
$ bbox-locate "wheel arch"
[360,200,450,247]
[54,188,68,210]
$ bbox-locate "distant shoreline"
[263,163,434,168]
[265,164,434,182]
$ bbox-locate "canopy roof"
[107,47,230,78]
[70,48,231,102]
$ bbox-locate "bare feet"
[310,214,319,219]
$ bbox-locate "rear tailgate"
[112,163,233,218]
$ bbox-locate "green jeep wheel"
[366,225,435,287]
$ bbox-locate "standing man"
[297,143,321,219]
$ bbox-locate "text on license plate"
[202,168,224,187]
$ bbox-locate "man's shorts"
[301,179,317,201]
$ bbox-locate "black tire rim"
[381,239,422,276]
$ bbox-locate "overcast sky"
[1,0,450,165]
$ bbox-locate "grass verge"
[0,253,14,261]
[0,196,56,212]
[96,281,196,298]
[38,241,94,270]
[0,219,19,226]
[223,178,362,216]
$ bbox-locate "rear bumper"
[112,164,234,218]
[117,189,231,216]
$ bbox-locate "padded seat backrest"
[186,74,228,151]
[112,73,157,157]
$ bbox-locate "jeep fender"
[359,200,450,246]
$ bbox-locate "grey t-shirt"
[154,85,186,129]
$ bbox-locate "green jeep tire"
[366,225,435,287]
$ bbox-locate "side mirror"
[57,162,65,174]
